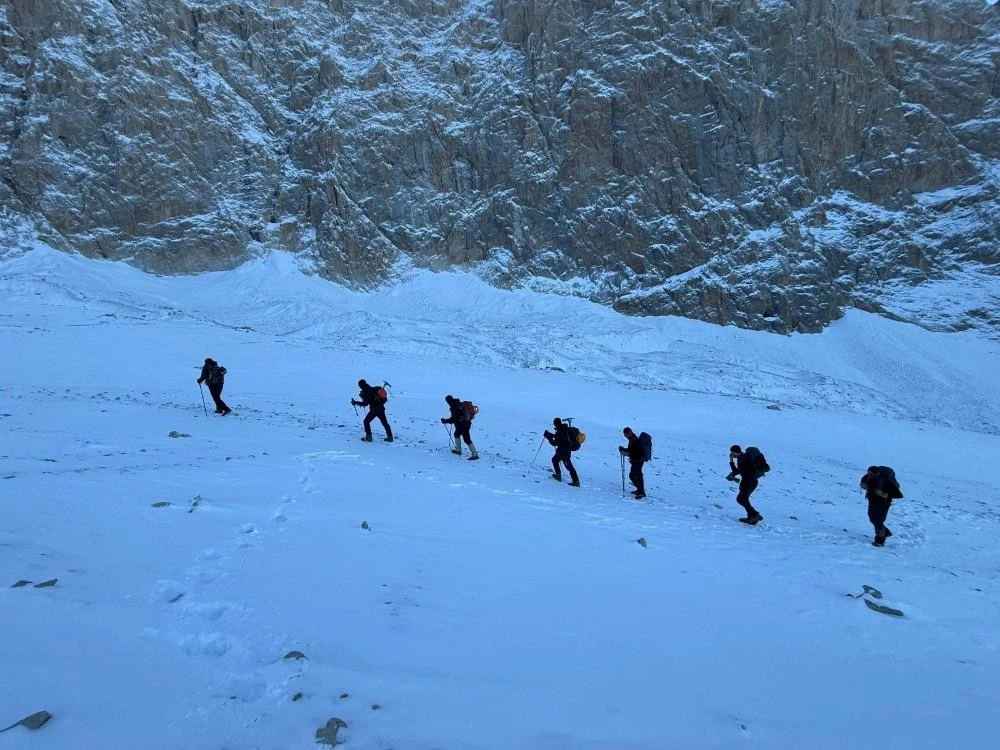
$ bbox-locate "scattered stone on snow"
[864,599,904,617]
[168,431,190,438]
[846,585,905,617]
[151,501,171,508]
[0,710,52,733]
[291,692,304,701]
[846,584,883,599]
[168,593,184,603]
[284,650,307,661]
[767,404,781,410]
[11,580,31,588]
[339,693,349,699]
[371,703,381,711]
[315,717,348,746]
[34,579,58,588]
[360,521,370,530]
[636,537,647,548]
[187,495,203,513]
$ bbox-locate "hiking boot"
[872,536,886,547]
[883,527,893,539]
[451,449,462,455]
[384,436,394,442]
[361,435,373,442]
[568,480,581,487]
[468,455,479,461]
[551,473,562,482]
[633,492,646,499]
[220,408,232,416]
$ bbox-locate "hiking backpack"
[460,400,479,421]
[862,466,903,500]
[638,432,653,462]
[207,364,227,385]
[567,425,585,451]
[744,446,770,478]
[375,386,388,402]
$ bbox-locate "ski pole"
[528,435,546,471]
[620,452,626,496]
[351,400,358,416]
[442,422,452,446]
[198,383,208,416]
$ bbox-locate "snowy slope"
[1,247,999,750]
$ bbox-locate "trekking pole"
[198,383,208,416]
[528,435,546,472]
[620,452,626,496]
[442,422,452,446]
[351,400,358,417]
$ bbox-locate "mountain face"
[1,0,998,333]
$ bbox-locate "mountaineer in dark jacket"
[197,357,231,415]
[727,444,763,525]
[441,395,479,460]
[619,427,646,499]
[351,379,393,442]
[860,465,903,546]
[544,417,580,487]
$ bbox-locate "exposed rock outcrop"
[1,0,997,333]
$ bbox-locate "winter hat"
[553,417,562,427]
[445,395,455,404]
[623,427,634,436]
[358,379,367,387]
[730,444,742,454]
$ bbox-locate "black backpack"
[207,364,227,385]
[744,446,770,478]
[862,466,903,500]
[638,432,653,461]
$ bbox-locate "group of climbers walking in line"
[194,358,903,547]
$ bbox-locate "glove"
[351,400,360,406]
[196,379,202,384]
[543,430,552,439]
[726,472,737,482]
[440,418,447,424]
[619,446,626,455]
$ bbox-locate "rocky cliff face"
[1,0,998,333]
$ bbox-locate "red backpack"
[460,400,479,421]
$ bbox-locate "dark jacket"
[356,383,386,411]
[861,467,903,501]
[730,453,757,481]
[198,360,225,385]
[546,423,575,452]
[442,401,468,425]
[621,435,644,463]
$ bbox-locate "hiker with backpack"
[543,417,581,487]
[619,427,646,499]
[441,395,479,460]
[726,444,768,525]
[351,379,393,442]
[196,357,231,415]
[860,465,903,546]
